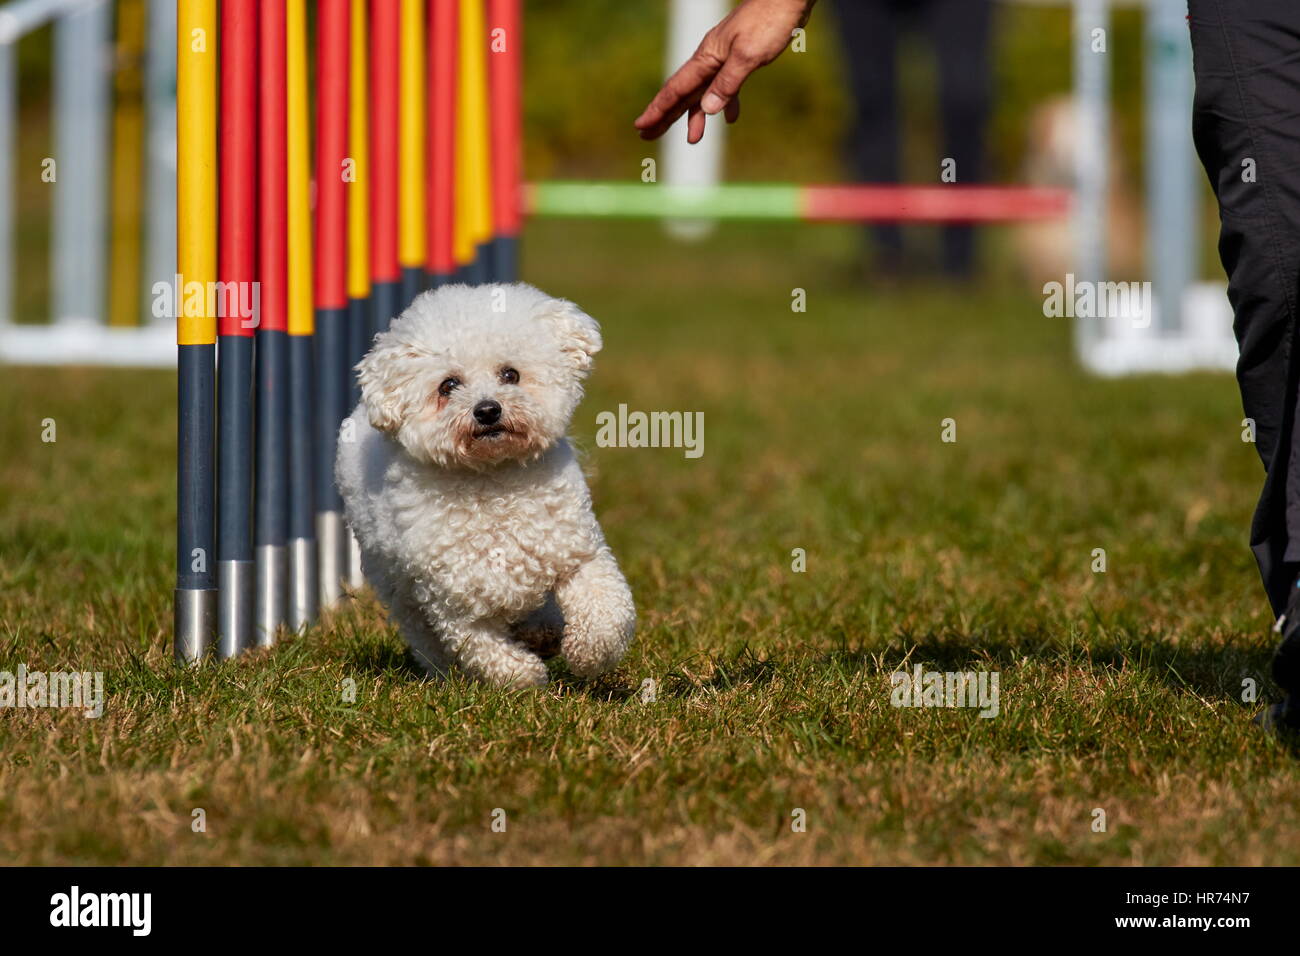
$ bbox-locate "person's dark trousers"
[833,0,994,277]
[1189,0,1300,693]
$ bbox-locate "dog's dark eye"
[437,377,461,397]
[499,367,520,385]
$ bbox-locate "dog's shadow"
[342,630,645,700]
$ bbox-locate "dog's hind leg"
[509,592,565,658]
[395,602,452,677]
[556,547,636,679]
[367,564,451,677]
[440,616,549,688]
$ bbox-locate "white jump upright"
[1071,0,1236,375]
[1071,0,1109,366]
[0,0,173,366]
[661,0,727,241]
[0,0,96,342]
[143,0,175,338]
[51,0,109,325]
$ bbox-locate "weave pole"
[216,0,257,658]
[486,0,520,282]
[346,0,370,590]
[454,0,492,283]
[369,0,400,339]
[286,0,317,629]
[427,0,457,289]
[175,0,217,663]
[315,0,351,609]
[255,0,290,646]
[399,0,427,305]
[347,0,370,403]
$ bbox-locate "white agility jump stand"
[0,0,174,366]
[1072,0,1236,376]
[661,0,727,242]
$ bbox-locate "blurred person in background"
[634,0,1300,736]
[834,0,995,280]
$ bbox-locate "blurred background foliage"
[11,1,1148,185]
[519,1,1146,187]
[8,0,1201,317]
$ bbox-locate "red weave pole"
[370,0,401,283]
[486,0,521,239]
[315,0,350,310]
[801,185,1071,223]
[258,0,287,332]
[219,0,257,336]
[427,0,457,276]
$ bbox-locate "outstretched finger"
[699,54,755,116]
[634,52,721,139]
[686,104,707,144]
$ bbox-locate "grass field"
[1,219,1297,866]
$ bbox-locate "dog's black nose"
[473,399,502,425]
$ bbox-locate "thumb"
[699,55,754,115]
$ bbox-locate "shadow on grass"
[858,627,1277,710]
[344,638,426,681]
[658,646,781,699]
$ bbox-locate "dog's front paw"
[556,551,636,679]
[492,652,549,689]
[453,631,549,688]
[561,610,635,679]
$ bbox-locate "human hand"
[633,0,816,144]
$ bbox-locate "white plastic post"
[0,0,98,334]
[144,0,175,327]
[51,0,110,326]
[662,0,727,241]
[1145,0,1195,336]
[0,38,13,330]
[1072,0,1109,364]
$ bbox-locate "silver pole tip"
[174,588,217,664]
[217,559,256,659]
[289,536,318,630]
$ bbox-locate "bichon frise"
[336,283,636,687]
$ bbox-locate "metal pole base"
[174,588,216,664]
[289,536,318,630]
[316,510,346,608]
[347,527,365,590]
[256,543,288,647]
[217,559,255,659]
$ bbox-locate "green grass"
[1,219,1296,865]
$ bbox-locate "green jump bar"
[528,181,803,220]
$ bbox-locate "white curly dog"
[336,282,635,687]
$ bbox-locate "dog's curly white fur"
[336,283,635,687]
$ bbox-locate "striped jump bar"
[527,183,1073,224]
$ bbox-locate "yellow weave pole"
[347,0,370,303]
[177,0,216,345]
[398,0,426,287]
[286,0,312,337]
[455,0,493,273]
[175,0,218,663]
[108,0,145,327]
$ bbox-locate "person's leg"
[833,0,904,271]
[1189,0,1300,716]
[925,0,995,278]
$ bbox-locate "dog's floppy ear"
[538,298,602,372]
[356,334,426,434]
